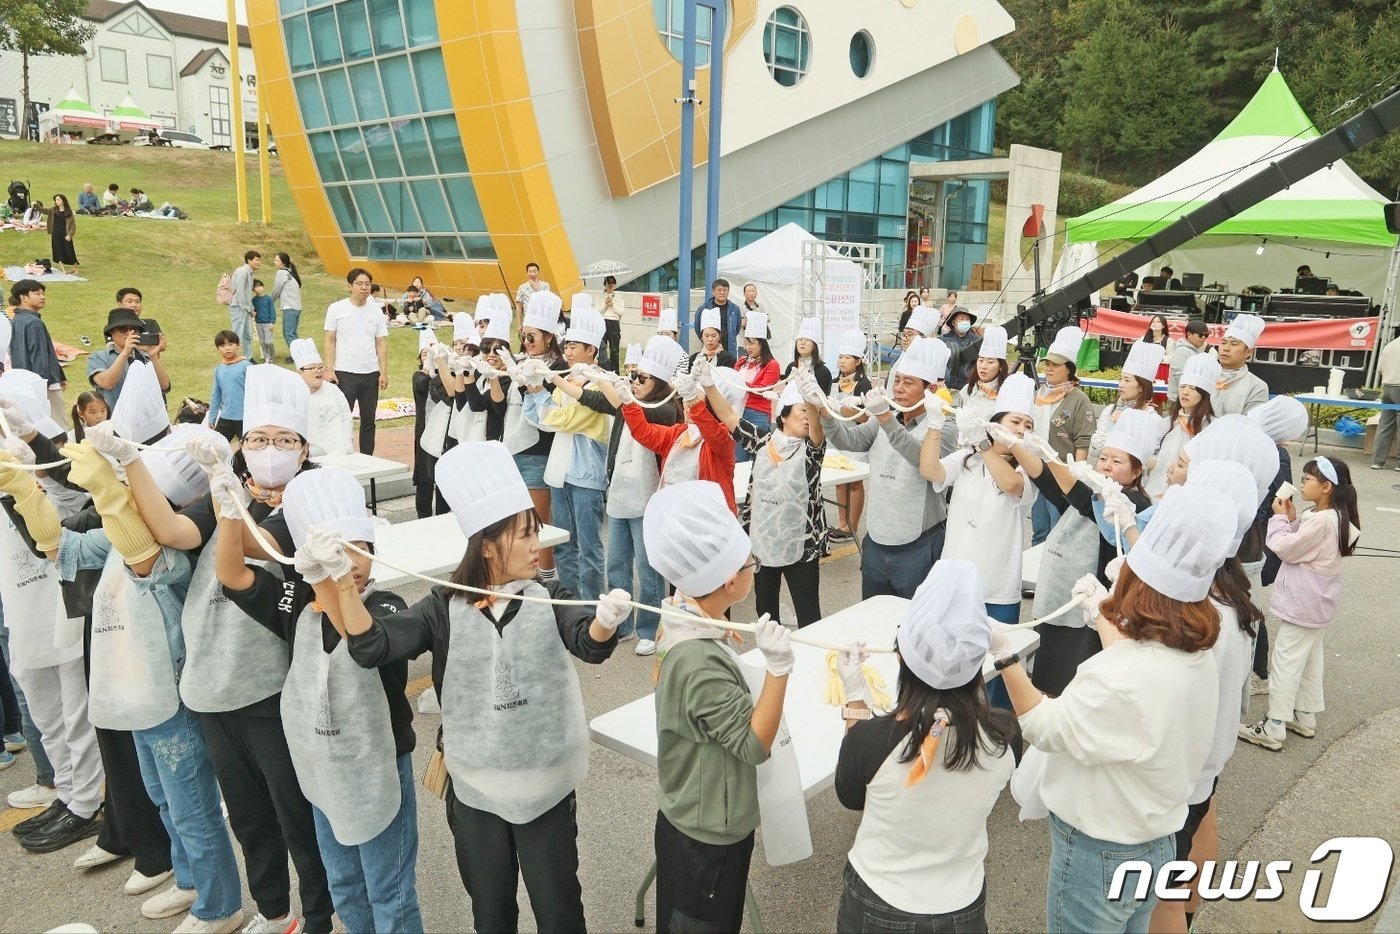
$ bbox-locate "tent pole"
[1369,241,1400,385]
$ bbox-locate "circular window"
[849,30,873,78]
[763,6,810,87]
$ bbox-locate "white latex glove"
[986,422,1020,451]
[837,643,871,704]
[613,377,636,405]
[297,527,352,585]
[673,372,703,404]
[518,358,548,390]
[452,352,476,375]
[1104,556,1125,586]
[986,616,1013,655]
[955,407,988,447]
[1019,432,1058,461]
[1071,574,1110,627]
[2,436,35,466]
[185,431,232,472]
[795,369,826,408]
[754,614,794,677]
[1089,429,1107,453]
[1101,489,1137,530]
[472,355,499,378]
[209,470,248,521]
[692,357,714,387]
[862,388,891,417]
[1067,459,1100,488]
[79,421,139,467]
[430,341,452,365]
[0,398,35,440]
[592,588,632,632]
[921,391,947,431]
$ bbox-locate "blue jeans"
[984,602,1021,710]
[1046,812,1173,934]
[734,410,771,463]
[838,861,988,932]
[551,484,604,602]
[0,618,55,784]
[228,305,254,351]
[860,524,946,599]
[312,753,422,934]
[133,705,241,921]
[1031,497,1062,547]
[282,308,302,350]
[605,515,665,640]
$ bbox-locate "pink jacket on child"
[1266,510,1344,628]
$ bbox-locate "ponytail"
[1303,458,1359,556]
[71,403,86,442]
[276,252,302,287]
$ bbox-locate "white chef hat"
[711,366,748,410]
[978,325,1009,361]
[796,316,823,345]
[437,441,534,539]
[992,372,1036,418]
[1101,407,1163,464]
[639,336,685,382]
[699,307,722,333]
[1183,414,1278,502]
[906,306,939,337]
[290,338,322,370]
[571,293,595,314]
[1224,313,1265,349]
[624,343,643,367]
[893,336,951,385]
[643,480,750,598]
[452,312,477,344]
[1125,484,1234,602]
[418,329,438,352]
[1179,352,1221,396]
[283,466,374,550]
[1182,459,1258,554]
[1247,395,1308,445]
[145,424,226,508]
[110,360,170,445]
[1122,340,1167,382]
[1044,326,1085,365]
[772,381,804,418]
[898,560,991,689]
[744,311,770,340]
[0,369,66,439]
[836,330,867,359]
[483,311,513,344]
[243,363,310,438]
[0,317,10,363]
[522,290,563,332]
[656,308,679,334]
[563,306,605,349]
[473,295,498,323]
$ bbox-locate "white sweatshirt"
[307,382,353,457]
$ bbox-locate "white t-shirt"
[1192,599,1253,804]
[324,298,387,374]
[933,450,1037,604]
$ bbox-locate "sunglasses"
[629,372,651,383]
[522,332,540,344]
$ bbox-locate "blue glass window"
[462,236,497,260]
[347,62,386,120]
[426,115,467,173]
[326,185,361,231]
[395,118,435,175]
[309,132,345,181]
[763,7,809,87]
[336,0,372,60]
[428,236,463,258]
[284,16,313,73]
[368,0,404,53]
[379,56,417,117]
[411,179,453,231]
[320,69,355,124]
[334,127,371,180]
[395,238,426,261]
[403,0,439,46]
[279,0,305,13]
[294,74,328,129]
[378,181,421,231]
[351,184,391,231]
[364,123,401,177]
[367,238,395,260]
[652,0,716,67]
[443,177,486,232]
[308,7,342,67]
[412,49,450,112]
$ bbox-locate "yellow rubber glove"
[0,449,40,500]
[59,441,159,566]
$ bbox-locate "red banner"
[641,294,660,319]
[1083,307,1380,351]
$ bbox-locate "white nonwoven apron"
[420,396,451,459]
[749,439,808,567]
[607,427,659,520]
[865,420,929,546]
[0,512,83,669]
[447,397,473,442]
[542,430,573,489]
[88,550,181,731]
[502,387,540,454]
[281,606,400,846]
[1146,421,1189,498]
[1031,508,1100,627]
[440,585,589,825]
[178,532,291,713]
[660,427,703,486]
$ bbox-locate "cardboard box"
[1362,415,1399,458]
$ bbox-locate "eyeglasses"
[242,435,303,451]
[740,557,762,574]
[299,364,325,374]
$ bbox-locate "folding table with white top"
[732,459,871,506]
[372,513,569,591]
[315,452,414,514]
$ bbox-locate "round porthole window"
[763,6,810,87]
[849,30,873,78]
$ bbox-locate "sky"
[145,0,247,25]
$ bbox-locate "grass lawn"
[0,140,422,426]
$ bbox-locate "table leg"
[745,882,765,933]
[634,859,657,928]
[369,478,379,515]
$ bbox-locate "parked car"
[132,129,211,149]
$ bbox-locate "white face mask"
[245,446,302,489]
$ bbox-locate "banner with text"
[1084,307,1380,352]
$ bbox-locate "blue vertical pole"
[703,0,724,296]
[675,0,698,351]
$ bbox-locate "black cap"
[103,308,145,336]
[1185,319,1209,336]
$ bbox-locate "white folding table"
[372,513,569,590]
[314,452,414,514]
[732,460,871,506]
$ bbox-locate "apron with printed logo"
[865,420,929,546]
[660,427,704,487]
[0,512,83,668]
[607,426,660,520]
[749,439,808,567]
[88,551,181,731]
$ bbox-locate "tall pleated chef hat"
[563,306,606,349]
[437,441,534,539]
[1246,395,1308,445]
[1044,326,1085,365]
[1125,484,1235,602]
[1178,352,1221,396]
[1101,407,1164,464]
[1122,340,1167,382]
[992,372,1037,418]
[796,316,823,345]
[290,338,322,370]
[898,560,991,689]
[906,305,939,338]
[1183,414,1277,503]
[978,324,1009,361]
[452,312,477,344]
[110,360,170,445]
[643,480,751,597]
[1224,313,1265,349]
[243,363,310,438]
[473,294,501,323]
[836,330,867,358]
[522,289,563,332]
[893,336,951,385]
[144,424,227,508]
[772,380,804,418]
[656,308,679,334]
[1182,459,1258,554]
[418,329,438,352]
[283,466,375,549]
[711,367,749,409]
[639,336,686,382]
[624,343,643,367]
[570,293,594,314]
[483,311,513,344]
[743,311,769,340]
[699,307,722,333]
[0,369,66,439]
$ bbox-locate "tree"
[0,0,95,140]
[1174,0,1276,118]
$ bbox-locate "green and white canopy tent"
[1061,68,1399,301]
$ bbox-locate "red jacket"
[734,356,780,415]
[621,398,737,515]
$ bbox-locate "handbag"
[422,727,449,800]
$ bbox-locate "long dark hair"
[962,410,1020,471]
[1302,458,1359,556]
[1142,314,1169,347]
[1122,375,1157,412]
[889,655,1016,772]
[745,336,773,367]
[638,375,684,425]
[965,357,1008,390]
[450,508,542,593]
[1210,557,1263,639]
[1168,386,1214,436]
[52,194,72,216]
[276,252,301,286]
[522,328,560,362]
[792,340,821,366]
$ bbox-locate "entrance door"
[209,85,231,146]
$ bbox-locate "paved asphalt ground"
[0,441,1396,933]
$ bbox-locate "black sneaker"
[12,800,69,838]
[19,809,101,854]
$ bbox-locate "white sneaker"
[1239,719,1285,751]
[1249,674,1270,696]
[141,883,196,918]
[8,783,58,809]
[126,868,174,895]
[73,843,126,870]
[635,639,657,656]
[172,910,244,934]
[1287,710,1317,738]
[242,912,303,934]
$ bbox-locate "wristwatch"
[976,436,993,453]
[993,652,1021,672]
[842,705,873,721]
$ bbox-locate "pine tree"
[0,0,95,140]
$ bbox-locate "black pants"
[754,559,822,627]
[838,862,987,933]
[212,418,242,441]
[335,370,380,454]
[601,319,622,373]
[414,481,448,520]
[0,645,20,734]
[199,710,334,933]
[446,789,586,933]
[655,810,754,934]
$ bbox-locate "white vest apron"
[607,426,660,520]
[0,512,83,669]
[179,532,291,713]
[660,427,704,487]
[448,397,474,442]
[865,420,930,546]
[420,396,451,458]
[1031,509,1100,627]
[88,550,181,731]
[440,585,589,824]
[1146,422,1189,498]
[502,387,540,454]
[749,440,808,567]
[280,606,400,846]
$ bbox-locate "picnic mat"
[3,267,88,283]
[349,396,417,421]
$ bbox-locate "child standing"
[1239,456,1359,750]
[70,391,110,442]
[291,339,353,457]
[251,280,277,365]
[207,330,250,441]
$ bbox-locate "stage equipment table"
[372,513,568,590]
[315,452,413,514]
[1290,393,1400,456]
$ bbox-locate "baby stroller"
[7,180,30,215]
